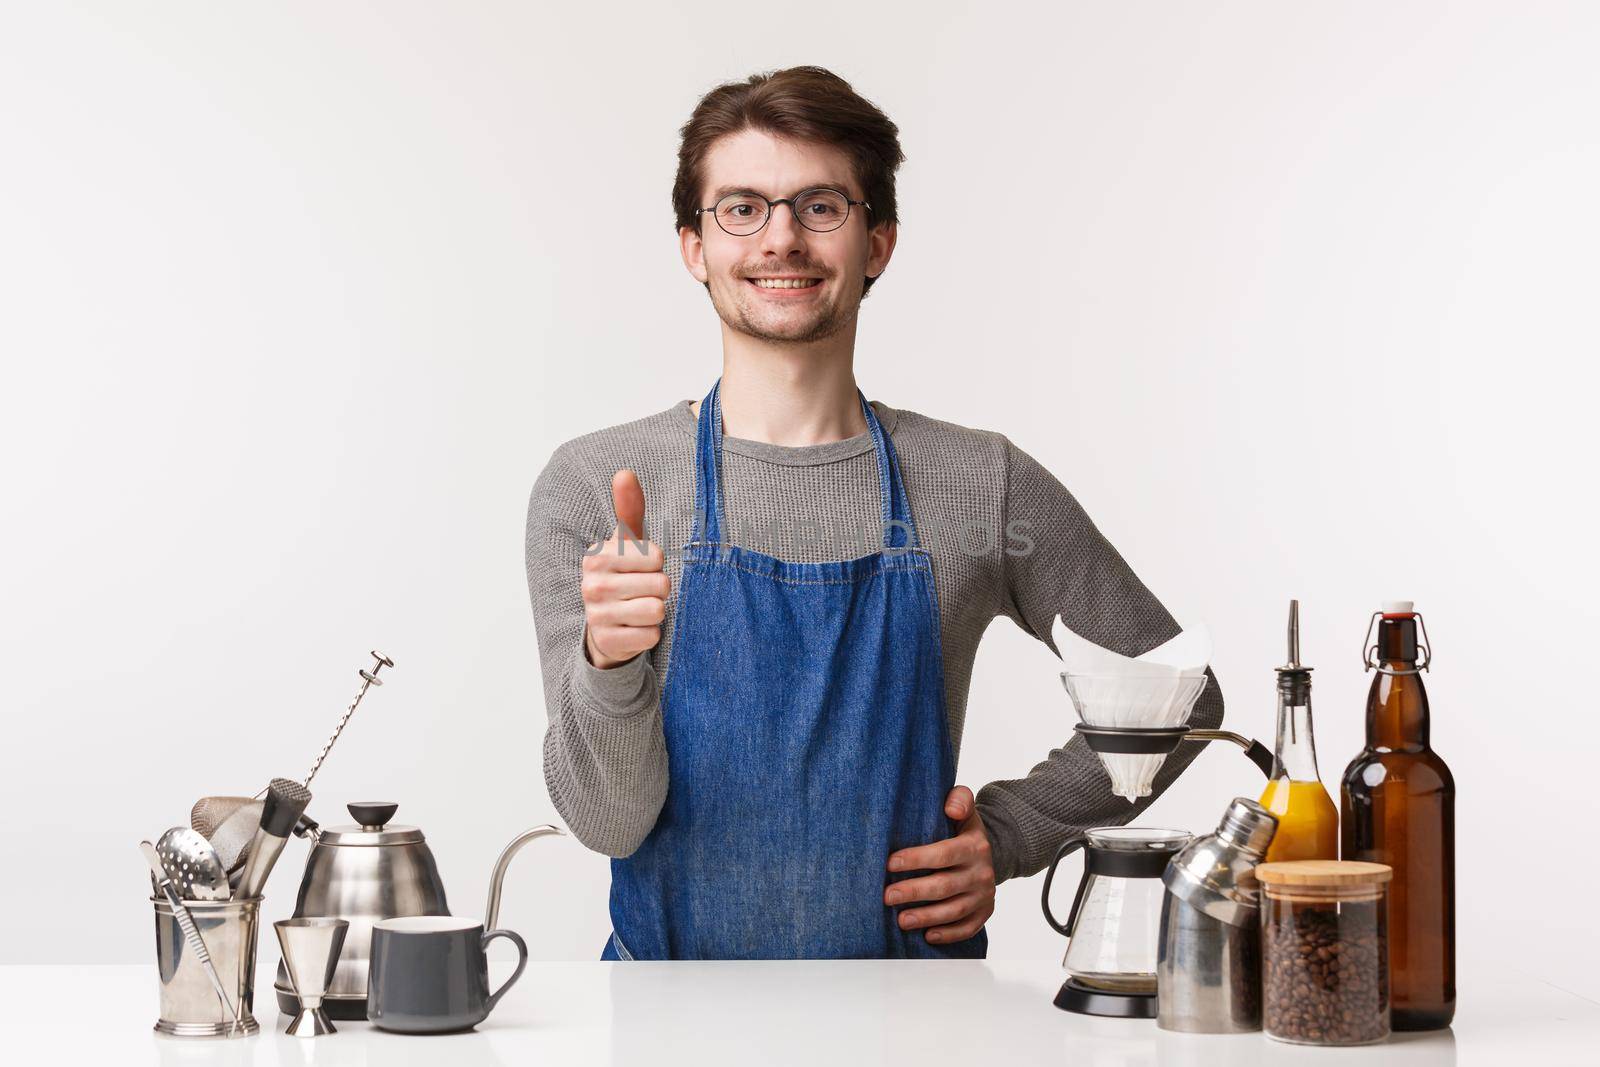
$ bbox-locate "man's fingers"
[611,469,646,542]
[886,834,972,873]
[583,571,670,602]
[895,891,985,931]
[590,597,667,627]
[588,623,660,661]
[584,537,665,572]
[922,911,991,944]
[944,785,975,820]
[884,869,971,906]
[621,571,670,600]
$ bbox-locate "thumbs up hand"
[582,469,670,670]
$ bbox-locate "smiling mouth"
[747,277,822,290]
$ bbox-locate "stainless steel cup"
[151,896,262,1037]
[1156,891,1262,1032]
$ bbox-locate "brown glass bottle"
[1340,604,1455,1030]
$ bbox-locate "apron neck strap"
[692,378,919,550]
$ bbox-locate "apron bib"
[601,378,987,959]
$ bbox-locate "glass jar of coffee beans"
[1256,860,1393,1045]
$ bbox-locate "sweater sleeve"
[973,437,1225,883]
[526,443,670,858]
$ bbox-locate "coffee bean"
[1262,897,1389,1044]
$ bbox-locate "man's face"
[681,129,895,344]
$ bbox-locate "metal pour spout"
[1275,599,1313,709]
[1286,600,1301,669]
[484,825,566,931]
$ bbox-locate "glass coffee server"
[1042,826,1192,1016]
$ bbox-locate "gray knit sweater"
[524,397,1224,884]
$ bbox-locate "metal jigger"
[275,918,349,1036]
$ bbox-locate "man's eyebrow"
[708,181,854,201]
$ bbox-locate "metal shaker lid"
[316,801,425,846]
[1161,797,1278,927]
[1216,796,1277,854]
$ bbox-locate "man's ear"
[680,225,709,284]
[866,220,897,279]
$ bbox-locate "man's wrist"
[974,795,1020,885]
[573,633,655,719]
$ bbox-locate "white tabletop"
[6,960,1595,1066]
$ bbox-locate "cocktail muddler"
[275,918,349,1036]
[234,777,313,900]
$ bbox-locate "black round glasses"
[695,187,871,236]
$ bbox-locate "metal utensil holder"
[152,896,262,1037]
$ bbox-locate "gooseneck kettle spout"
[485,825,566,930]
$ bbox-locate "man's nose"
[759,201,808,257]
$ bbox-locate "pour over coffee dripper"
[1062,671,1273,800]
[1051,608,1270,799]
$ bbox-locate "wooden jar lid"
[1255,860,1393,886]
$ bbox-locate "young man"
[526,66,1223,961]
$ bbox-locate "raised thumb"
[611,469,646,541]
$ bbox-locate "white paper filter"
[1052,615,1212,801]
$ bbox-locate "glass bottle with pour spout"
[1341,601,1455,1030]
[1257,601,1339,861]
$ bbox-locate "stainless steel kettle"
[272,801,562,1019]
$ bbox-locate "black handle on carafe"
[1040,833,1091,937]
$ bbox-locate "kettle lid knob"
[348,802,399,829]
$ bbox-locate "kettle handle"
[1040,833,1091,937]
[484,825,566,931]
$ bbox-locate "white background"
[4,1,1597,1002]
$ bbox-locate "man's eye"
[719,196,765,218]
[797,193,848,219]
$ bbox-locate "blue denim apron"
[600,378,987,960]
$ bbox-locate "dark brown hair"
[672,66,905,295]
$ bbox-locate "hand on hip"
[882,786,997,944]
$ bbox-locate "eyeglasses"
[695,187,871,236]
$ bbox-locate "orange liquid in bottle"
[1258,777,1339,861]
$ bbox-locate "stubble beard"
[708,274,859,345]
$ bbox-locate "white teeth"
[751,278,820,289]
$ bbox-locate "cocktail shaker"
[1156,797,1277,1033]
